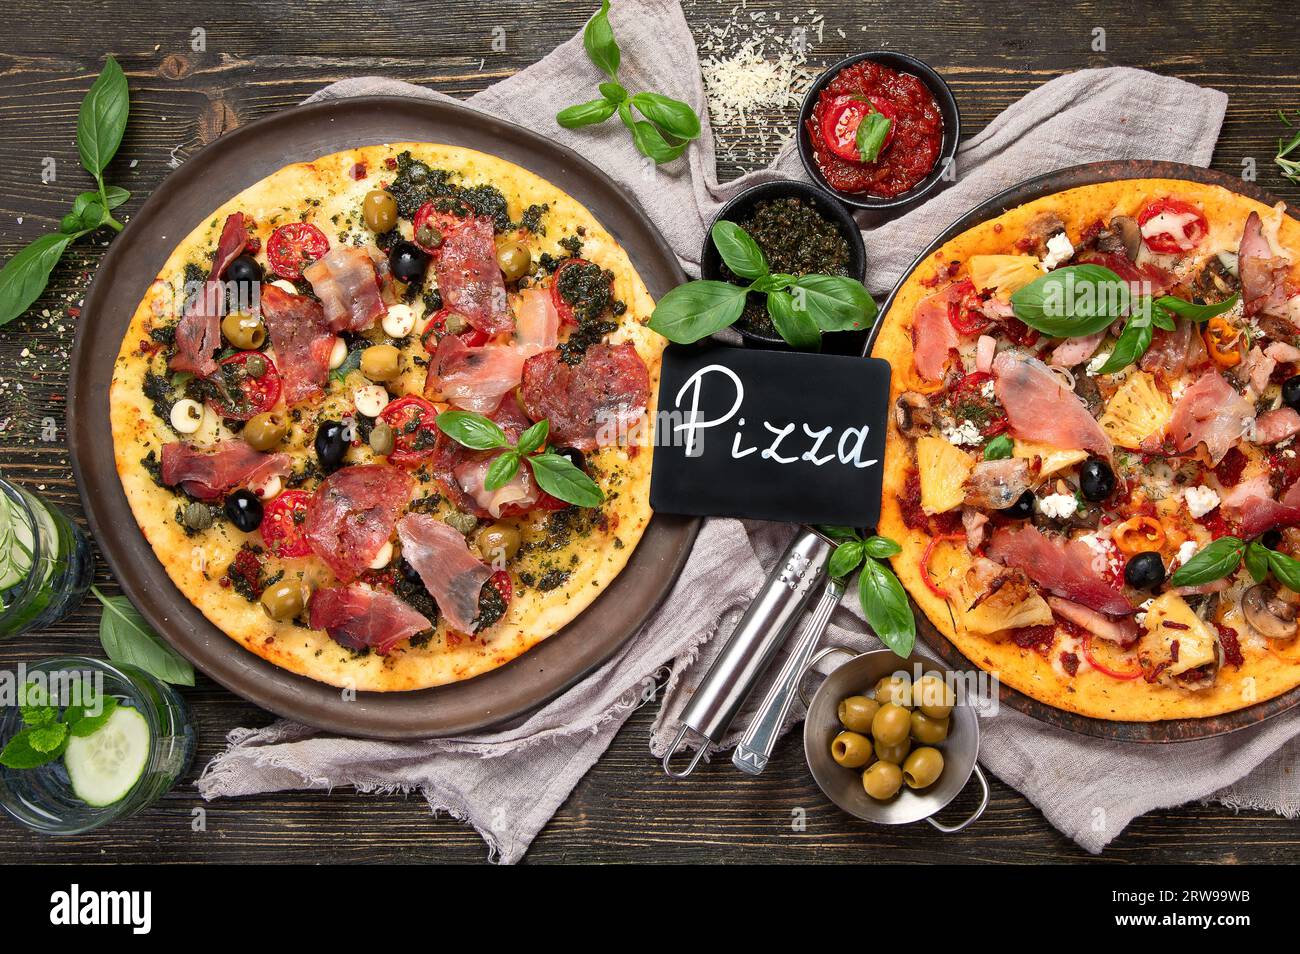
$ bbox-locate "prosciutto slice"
[1239,211,1291,318]
[1254,407,1300,445]
[992,350,1112,458]
[303,245,386,333]
[396,513,492,635]
[1046,596,1139,646]
[432,398,542,518]
[1222,475,1300,537]
[211,211,250,280]
[986,525,1132,616]
[1049,330,1106,368]
[425,335,529,414]
[309,583,431,655]
[520,343,650,451]
[1151,371,1254,464]
[259,284,334,405]
[304,465,414,582]
[1139,320,1207,377]
[435,217,511,336]
[910,283,961,382]
[170,212,250,377]
[160,439,289,501]
[515,287,560,352]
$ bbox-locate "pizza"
[109,143,663,692]
[874,177,1300,721]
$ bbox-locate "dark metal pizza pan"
[66,95,699,740]
[869,159,1300,742]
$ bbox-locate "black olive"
[555,447,585,471]
[1079,457,1116,502]
[399,558,423,585]
[226,254,263,288]
[388,241,430,284]
[314,419,349,471]
[1124,551,1166,590]
[224,490,263,532]
[1283,375,1300,412]
[1003,490,1035,520]
[1262,529,1284,550]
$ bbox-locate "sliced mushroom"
[894,391,933,438]
[1107,215,1142,261]
[1022,212,1066,257]
[1242,583,1299,640]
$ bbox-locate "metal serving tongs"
[662,527,836,778]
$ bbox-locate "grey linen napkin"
[198,0,1300,860]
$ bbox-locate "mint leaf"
[0,729,59,769]
[27,721,68,754]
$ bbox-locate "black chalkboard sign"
[650,344,892,527]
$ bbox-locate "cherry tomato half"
[819,94,897,165]
[260,489,313,558]
[412,203,465,255]
[420,307,490,353]
[266,222,330,280]
[487,569,512,604]
[206,350,282,421]
[1137,198,1208,254]
[378,395,440,467]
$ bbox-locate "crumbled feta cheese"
[942,420,982,447]
[1041,232,1075,270]
[1176,540,1199,567]
[1087,351,1111,376]
[1038,493,1079,520]
[1170,380,1186,401]
[1184,485,1221,519]
[1135,597,1155,627]
[980,380,996,400]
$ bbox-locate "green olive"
[183,501,213,531]
[903,747,945,790]
[360,344,401,382]
[242,412,287,451]
[475,522,522,564]
[260,580,306,621]
[496,241,532,282]
[910,710,950,745]
[862,760,903,800]
[871,702,911,746]
[831,731,874,768]
[368,421,395,457]
[362,190,398,233]
[221,311,266,350]
[914,674,955,719]
[837,695,880,733]
[874,737,912,765]
[874,675,913,708]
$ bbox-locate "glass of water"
[0,477,94,638]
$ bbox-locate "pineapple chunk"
[916,436,974,515]
[1012,439,1088,479]
[968,255,1043,300]
[1140,592,1218,676]
[1099,371,1172,449]
[959,561,1054,635]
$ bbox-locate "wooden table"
[1,0,1297,863]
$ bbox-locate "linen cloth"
[199,0,1300,861]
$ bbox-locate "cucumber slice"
[0,492,34,592]
[64,706,151,808]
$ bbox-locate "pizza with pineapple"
[875,178,1300,720]
[110,143,662,692]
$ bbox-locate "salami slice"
[520,342,650,451]
[160,439,289,501]
[170,212,250,377]
[309,583,431,655]
[259,284,334,405]
[304,464,414,582]
[434,216,511,336]
[396,514,492,635]
[431,397,543,518]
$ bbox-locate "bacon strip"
[160,439,289,501]
[304,246,386,333]
[309,583,431,655]
[259,284,334,405]
[396,514,492,635]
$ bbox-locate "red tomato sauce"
[806,60,944,198]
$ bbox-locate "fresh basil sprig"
[1094,293,1240,376]
[649,221,876,349]
[0,56,131,328]
[817,527,914,657]
[983,434,1014,460]
[93,586,195,686]
[556,1,701,164]
[856,109,891,164]
[435,411,604,508]
[0,681,120,770]
[1171,536,1300,592]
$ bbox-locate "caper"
[368,421,395,456]
[837,695,880,734]
[260,580,306,621]
[444,511,479,535]
[831,731,874,768]
[862,761,903,800]
[475,522,522,564]
[909,710,950,745]
[245,353,268,378]
[360,344,401,382]
[221,311,266,350]
[496,241,532,282]
[243,412,287,452]
[903,747,945,790]
[871,703,911,746]
[183,501,213,531]
[362,190,398,233]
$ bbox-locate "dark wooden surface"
[1,0,1298,863]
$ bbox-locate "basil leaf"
[96,591,195,686]
[790,274,877,332]
[1151,305,1177,332]
[817,525,862,542]
[828,540,865,579]
[557,98,618,129]
[583,0,620,80]
[1093,313,1154,375]
[619,104,688,163]
[630,91,702,141]
[0,232,73,328]
[710,220,768,280]
[0,729,58,770]
[767,290,821,350]
[750,273,794,293]
[859,559,916,657]
[862,535,903,559]
[65,694,119,738]
[484,451,522,492]
[855,110,891,163]
[1010,264,1130,337]
[1267,549,1300,592]
[435,410,511,450]
[1154,293,1239,323]
[1245,541,1271,584]
[983,434,1014,460]
[1168,536,1244,588]
[517,419,549,456]
[527,452,604,508]
[648,280,747,343]
[78,55,129,179]
[598,81,627,103]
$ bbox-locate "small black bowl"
[797,50,961,214]
[701,179,867,353]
